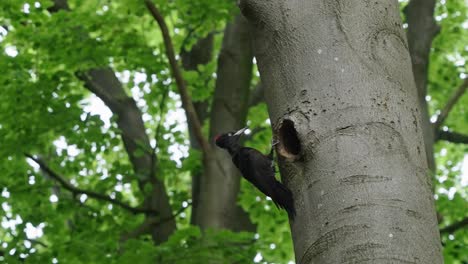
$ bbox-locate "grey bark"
[192,15,255,231]
[405,0,439,172]
[181,34,214,71]
[240,0,442,263]
[80,69,175,244]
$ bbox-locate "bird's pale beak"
[234,127,248,136]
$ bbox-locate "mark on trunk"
[340,203,383,214]
[300,224,370,263]
[367,27,408,86]
[341,204,360,213]
[344,256,416,264]
[307,178,321,189]
[341,242,386,262]
[340,174,391,185]
[405,209,423,220]
[336,125,353,132]
[411,108,419,133]
[391,226,404,232]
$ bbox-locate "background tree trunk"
[240,0,443,262]
[81,69,176,244]
[192,14,256,231]
[405,0,439,172]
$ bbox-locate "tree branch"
[436,130,468,144]
[149,84,170,183]
[144,0,211,156]
[433,78,468,130]
[26,238,48,248]
[440,217,468,234]
[24,154,157,215]
[120,202,191,242]
[152,202,191,226]
[240,126,266,144]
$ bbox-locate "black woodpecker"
[214,127,296,219]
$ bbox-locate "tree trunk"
[193,14,256,231]
[239,1,443,263]
[81,69,176,244]
[405,0,439,172]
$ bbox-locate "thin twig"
[151,201,191,226]
[144,0,211,156]
[24,153,157,215]
[440,217,468,234]
[26,238,48,248]
[150,85,170,179]
[240,126,267,144]
[436,130,468,144]
[433,78,468,130]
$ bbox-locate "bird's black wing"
[234,147,296,219]
[235,147,276,197]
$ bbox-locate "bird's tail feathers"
[271,181,296,220]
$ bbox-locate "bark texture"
[240,0,442,263]
[405,0,439,171]
[193,15,255,231]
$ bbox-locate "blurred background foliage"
[0,0,466,263]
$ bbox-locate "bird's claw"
[271,139,280,147]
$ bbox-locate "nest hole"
[278,119,301,158]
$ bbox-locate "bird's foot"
[269,139,279,167]
[271,139,280,147]
[271,161,276,170]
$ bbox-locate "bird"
[214,127,296,219]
